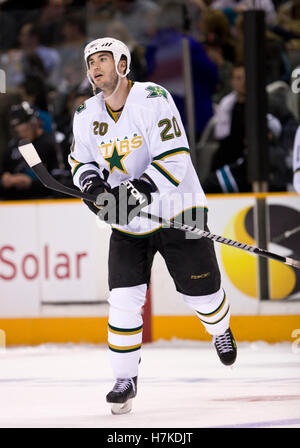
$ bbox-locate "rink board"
[0,194,299,344]
[0,315,299,345]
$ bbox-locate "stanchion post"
[244,10,270,300]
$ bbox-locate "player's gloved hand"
[81,174,111,215]
[96,177,156,225]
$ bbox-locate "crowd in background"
[0,0,299,199]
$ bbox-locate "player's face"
[88,52,118,92]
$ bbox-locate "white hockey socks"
[108,285,147,379]
[183,288,230,336]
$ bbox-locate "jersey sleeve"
[142,89,191,195]
[68,108,103,190]
[293,125,300,194]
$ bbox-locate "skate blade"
[111,399,133,415]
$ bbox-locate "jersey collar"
[105,80,134,123]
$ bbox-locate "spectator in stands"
[267,82,299,189]
[18,75,53,133]
[0,102,59,200]
[113,0,161,46]
[0,45,46,92]
[55,85,92,170]
[18,22,61,87]
[146,0,219,140]
[192,0,276,25]
[86,0,160,45]
[56,13,88,91]
[234,14,292,84]
[276,0,300,39]
[106,20,148,81]
[37,0,67,46]
[202,33,233,103]
[0,20,57,92]
[86,0,120,39]
[0,4,18,51]
[0,92,22,173]
[276,0,300,68]
[197,8,236,62]
[202,63,284,193]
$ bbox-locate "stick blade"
[18,141,41,167]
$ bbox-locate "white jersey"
[293,125,300,194]
[69,81,207,236]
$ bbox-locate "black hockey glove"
[95,177,156,225]
[80,171,111,215]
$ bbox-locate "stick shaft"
[139,212,299,268]
[18,143,300,269]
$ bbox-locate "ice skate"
[213,328,237,366]
[106,376,137,415]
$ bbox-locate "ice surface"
[0,340,299,428]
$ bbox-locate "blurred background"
[0,0,300,347]
[0,0,299,199]
[0,3,300,428]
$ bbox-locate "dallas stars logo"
[103,141,130,174]
[146,85,168,100]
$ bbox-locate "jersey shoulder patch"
[76,102,87,114]
[145,84,168,101]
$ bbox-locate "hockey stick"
[18,142,300,269]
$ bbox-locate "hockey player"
[293,125,300,194]
[69,37,237,415]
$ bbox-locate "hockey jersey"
[69,81,207,236]
[293,125,300,195]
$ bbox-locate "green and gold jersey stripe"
[108,342,142,353]
[69,155,82,174]
[108,323,143,335]
[72,163,84,177]
[153,147,190,161]
[105,80,133,122]
[295,168,300,173]
[151,161,180,186]
[69,155,80,164]
[105,103,118,122]
[70,156,99,177]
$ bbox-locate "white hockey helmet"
[84,37,131,78]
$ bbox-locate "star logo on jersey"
[146,85,168,100]
[76,102,86,114]
[103,141,129,174]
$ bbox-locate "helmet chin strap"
[103,74,121,101]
